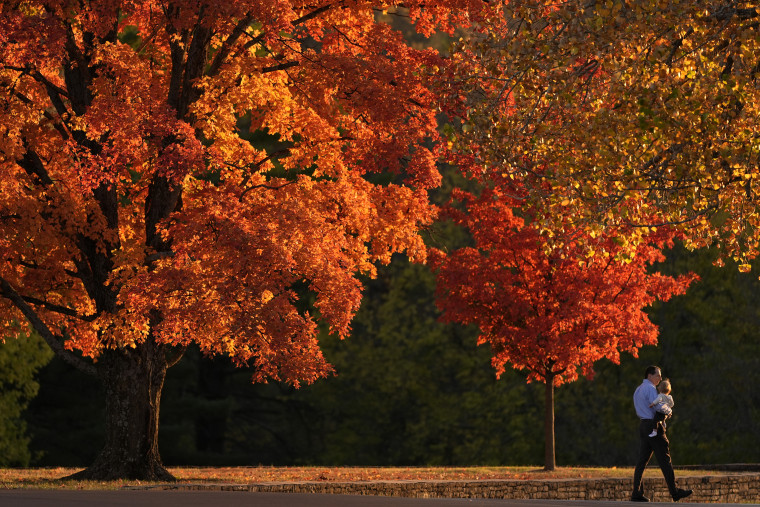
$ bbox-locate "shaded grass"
[0,466,727,490]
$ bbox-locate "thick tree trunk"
[544,375,556,471]
[67,338,174,481]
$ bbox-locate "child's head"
[658,378,671,395]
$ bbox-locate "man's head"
[644,365,662,385]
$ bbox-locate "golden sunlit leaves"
[448,0,760,269]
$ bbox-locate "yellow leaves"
[18,2,44,16]
[450,0,760,266]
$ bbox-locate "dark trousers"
[632,419,677,496]
[653,410,668,434]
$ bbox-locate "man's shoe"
[631,494,650,502]
[672,488,693,502]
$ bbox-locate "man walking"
[631,365,693,502]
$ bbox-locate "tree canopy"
[432,188,696,385]
[450,0,760,266]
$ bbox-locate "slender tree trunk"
[544,374,556,471]
[68,338,175,481]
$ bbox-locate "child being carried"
[648,378,674,437]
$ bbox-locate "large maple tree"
[431,187,696,470]
[0,1,483,479]
[449,0,760,268]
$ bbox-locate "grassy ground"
[0,466,726,490]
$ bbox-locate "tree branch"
[237,148,293,195]
[294,4,333,26]
[0,276,97,376]
[19,294,97,322]
[240,180,296,200]
[207,14,254,77]
[3,65,70,99]
[165,344,187,367]
[9,89,70,140]
[262,61,299,73]
[175,8,213,119]
[62,24,93,115]
[145,251,175,265]
[242,32,266,51]
[18,143,54,186]
[242,4,332,51]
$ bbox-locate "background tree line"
[4,233,759,468]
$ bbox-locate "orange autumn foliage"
[431,188,697,386]
[0,1,488,386]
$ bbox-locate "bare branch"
[242,32,266,51]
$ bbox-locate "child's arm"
[649,394,672,415]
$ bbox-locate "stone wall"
[170,473,760,503]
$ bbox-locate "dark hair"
[644,365,661,379]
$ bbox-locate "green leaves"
[0,331,53,467]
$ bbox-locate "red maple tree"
[0,1,486,479]
[431,187,696,470]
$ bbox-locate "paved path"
[0,491,750,507]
